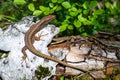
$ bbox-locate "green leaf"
[89,1,98,9]
[28,3,35,11]
[71,6,77,11]
[69,10,78,16]
[49,3,54,8]
[93,30,98,34]
[113,1,120,10]
[62,1,71,9]
[68,25,73,30]
[33,10,42,16]
[55,6,62,11]
[83,10,89,14]
[69,6,78,16]
[44,12,50,15]
[58,0,64,3]
[81,32,88,36]
[71,12,78,17]
[52,5,57,11]
[13,0,26,5]
[60,76,64,80]
[0,15,16,21]
[66,15,71,20]
[60,24,67,32]
[32,0,37,2]
[39,6,46,11]
[82,1,89,9]
[49,9,54,14]
[39,6,50,15]
[43,7,50,15]
[106,2,119,15]
[74,20,81,28]
[83,20,91,25]
[78,14,86,22]
[105,2,112,9]
[93,9,104,15]
[52,0,57,3]
[77,9,82,13]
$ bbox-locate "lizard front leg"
[21,34,41,61]
[21,32,48,61]
[35,31,48,41]
[22,46,28,62]
[21,35,37,62]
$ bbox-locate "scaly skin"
[22,15,87,72]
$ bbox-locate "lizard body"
[22,15,87,72]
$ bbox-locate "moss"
[0,50,9,59]
[35,65,51,80]
[72,74,93,80]
[104,68,120,80]
[64,74,93,80]
[20,77,27,80]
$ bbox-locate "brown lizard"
[22,15,88,73]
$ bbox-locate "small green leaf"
[71,6,77,11]
[93,30,98,34]
[39,6,46,11]
[55,6,62,11]
[105,2,112,9]
[43,7,50,15]
[83,10,89,14]
[62,1,71,9]
[66,15,71,20]
[89,1,98,9]
[81,32,88,36]
[52,5,57,11]
[74,20,81,28]
[78,14,91,25]
[33,10,42,16]
[13,0,26,5]
[60,24,67,32]
[49,9,54,14]
[32,0,37,2]
[44,12,50,15]
[78,14,82,20]
[93,9,104,15]
[52,0,57,3]
[49,3,54,8]
[58,0,64,3]
[77,9,82,13]
[83,20,91,25]
[68,25,73,30]
[28,3,35,11]
[82,1,89,9]
[69,7,78,16]
[69,11,78,17]
[0,15,16,21]
[60,76,64,80]
[78,14,86,22]
[39,6,50,15]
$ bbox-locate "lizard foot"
[21,46,29,63]
[21,55,29,64]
